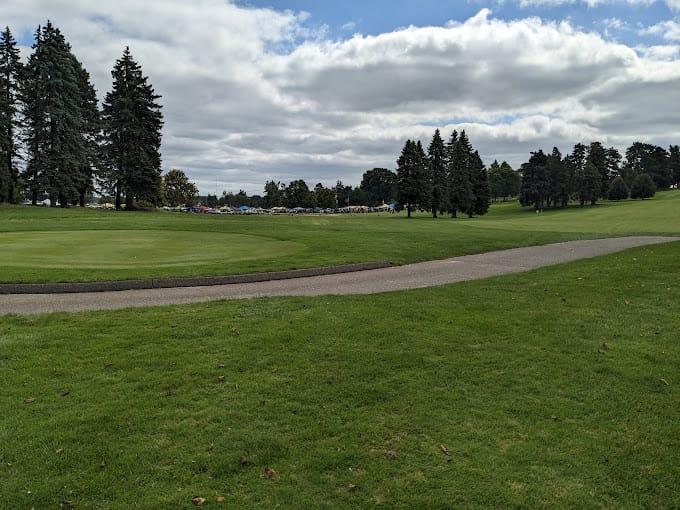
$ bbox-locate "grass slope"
[1,242,678,508]
[0,191,678,283]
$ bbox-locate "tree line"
[519,141,680,210]
[396,129,490,218]
[0,23,163,209]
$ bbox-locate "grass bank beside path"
[0,191,678,283]
[1,242,678,508]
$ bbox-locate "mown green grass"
[0,191,678,283]
[1,242,678,508]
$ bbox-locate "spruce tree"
[519,150,549,210]
[470,150,490,217]
[427,129,447,218]
[102,47,163,210]
[586,141,609,199]
[447,130,474,218]
[22,22,90,206]
[396,140,425,218]
[579,161,602,206]
[0,27,23,203]
[415,140,430,211]
[72,58,100,207]
[445,130,459,217]
[546,147,567,207]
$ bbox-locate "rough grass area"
[1,242,678,508]
[0,191,678,283]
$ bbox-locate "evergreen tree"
[630,173,656,199]
[415,140,430,212]
[22,22,91,207]
[546,147,568,207]
[0,27,23,203]
[607,176,629,201]
[519,150,549,210]
[447,130,474,218]
[470,150,490,217]
[670,145,680,189]
[427,129,447,218]
[396,140,427,218]
[72,59,100,207]
[102,47,163,210]
[586,141,608,199]
[578,161,602,206]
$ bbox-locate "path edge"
[0,262,393,295]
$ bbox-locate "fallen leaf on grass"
[24,397,34,404]
[60,390,70,397]
[385,450,397,460]
[239,456,249,467]
[215,496,225,502]
[438,444,450,456]
[218,363,225,368]
[56,448,64,455]
[347,484,359,492]
[660,378,669,386]
[192,496,206,506]
[263,467,277,479]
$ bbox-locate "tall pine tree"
[470,150,490,217]
[396,140,427,218]
[427,129,447,218]
[22,22,92,206]
[447,130,474,218]
[102,47,163,210]
[0,27,22,203]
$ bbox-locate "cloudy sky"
[3,0,680,194]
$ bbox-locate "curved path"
[1,236,676,316]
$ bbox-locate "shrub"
[630,173,657,200]
[608,176,630,201]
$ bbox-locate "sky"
[2,0,680,194]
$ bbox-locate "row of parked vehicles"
[162,204,395,215]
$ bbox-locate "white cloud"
[2,1,680,193]
[494,0,678,9]
[640,19,680,40]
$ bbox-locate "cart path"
[1,236,676,316]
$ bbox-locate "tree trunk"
[125,192,134,210]
[31,189,38,206]
[115,182,122,210]
[79,190,86,207]
[407,204,411,218]
[432,209,437,219]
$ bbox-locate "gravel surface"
[1,236,676,316]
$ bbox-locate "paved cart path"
[1,236,676,316]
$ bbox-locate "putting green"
[0,230,303,269]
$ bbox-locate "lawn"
[0,191,678,283]
[1,242,678,508]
